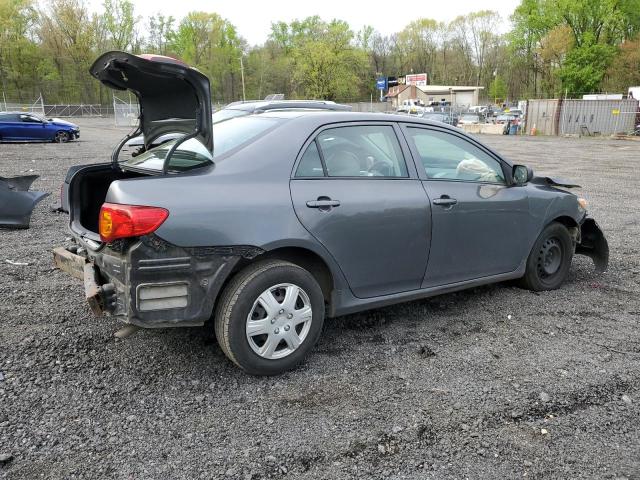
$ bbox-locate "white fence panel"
[113,94,139,127]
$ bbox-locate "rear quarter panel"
[104,117,347,271]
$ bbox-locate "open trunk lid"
[89,51,213,155]
[66,52,213,247]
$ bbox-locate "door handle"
[433,196,457,206]
[306,199,341,208]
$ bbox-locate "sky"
[86,0,520,46]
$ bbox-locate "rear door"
[401,125,531,287]
[290,123,432,299]
[0,114,23,140]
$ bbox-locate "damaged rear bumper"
[576,217,609,272]
[53,247,112,316]
[53,236,263,328]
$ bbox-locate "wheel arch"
[220,244,341,312]
[551,215,579,229]
[548,215,580,243]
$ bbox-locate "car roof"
[252,110,467,130]
[224,100,351,112]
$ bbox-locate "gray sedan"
[54,52,608,375]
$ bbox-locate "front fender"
[576,217,609,272]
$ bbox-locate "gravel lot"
[1,118,639,479]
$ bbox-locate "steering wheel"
[367,160,392,176]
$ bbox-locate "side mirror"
[512,164,533,185]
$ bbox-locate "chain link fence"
[1,93,45,115]
[113,94,140,127]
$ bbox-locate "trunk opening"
[70,165,145,238]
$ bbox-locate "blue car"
[0,112,80,143]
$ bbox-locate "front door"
[402,125,531,287]
[290,123,431,299]
[18,114,48,140]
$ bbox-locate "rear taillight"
[99,203,169,242]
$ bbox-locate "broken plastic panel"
[0,175,49,228]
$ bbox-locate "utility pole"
[239,56,246,102]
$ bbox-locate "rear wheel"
[519,222,573,291]
[54,131,69,143]
[214,260,325,375]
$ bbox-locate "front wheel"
[54,131,69,143]
[519,222,573,291]
[214,260,325,375]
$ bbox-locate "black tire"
[519,222,573,291]
[214,260,325,375]
[54,131,69,143]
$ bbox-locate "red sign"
[405,73,428,86]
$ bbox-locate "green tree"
[272,18,367,100]
[0,0,43,100]
[169,12,245,102]
[38,0,103,102]
[489,76,507,102]
[146,14,175,55]
[101,0,139,51]
[603,36,640,92]
[557,43,616,95]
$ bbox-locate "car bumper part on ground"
[0,175,49,229]
[577,217,609,272]
[53,236,263,328]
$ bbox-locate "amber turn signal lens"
[99,210,113,238]
[577,198,588,210]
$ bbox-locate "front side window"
[406,128,505,184]
[315,125,407,178]
[20,114,42,123]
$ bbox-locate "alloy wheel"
[55,131,69,143]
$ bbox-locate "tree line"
[1,0,639,105]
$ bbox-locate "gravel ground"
[1,118,639,479]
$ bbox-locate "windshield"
[122,115,282,173]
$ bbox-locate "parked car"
[0,112,80,142]
[469,105,488,115]
[397,99,426,115]
[458,113,484,125]
[422,111,458,127]
[504,108,523,118]
[54,52,609,375]
[495,114,516,124]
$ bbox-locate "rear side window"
[295,141,324,177]
[312,125,407,178]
